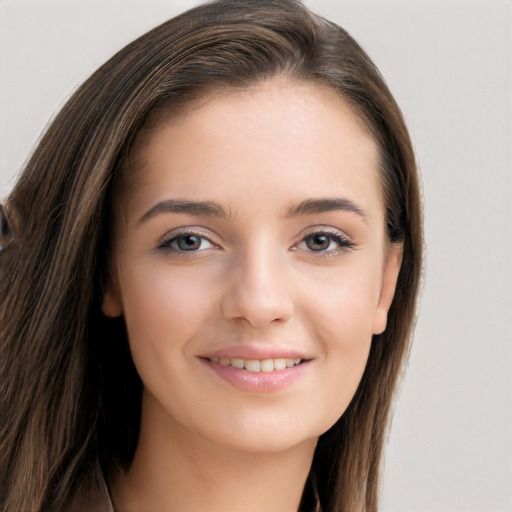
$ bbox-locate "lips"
[198,346,311,393]
[200,344,309,361]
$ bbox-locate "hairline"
[112,74,387,234]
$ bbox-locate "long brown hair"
[0,1,423,511]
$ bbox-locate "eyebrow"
[139,199,230,223]
[286,197,366,220]
[139,196,366,224]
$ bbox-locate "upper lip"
[199,345,311,361]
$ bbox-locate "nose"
[221,249,295,328]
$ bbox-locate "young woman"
[0,1,423,511]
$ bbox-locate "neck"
[112,393,317,512]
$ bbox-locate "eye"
[158,232,215,252]
[297,230,354,254]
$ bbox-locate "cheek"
[301,258,382,344]
[298,264,381,427]
[118,263,218,367]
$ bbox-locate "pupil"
[178,235,201,251]
[307,234,329,251]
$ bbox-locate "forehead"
[120,79,382,222]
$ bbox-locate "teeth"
[260,359,274,372]
[273,358,286,371]
[244,359,261,372]
[209,356,302,372]
[230,358,244,369]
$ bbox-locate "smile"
[201,355,309,393]
[207,356,302,373]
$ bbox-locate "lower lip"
[202,359,308,393]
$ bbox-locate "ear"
[372,244,403,335]
[101,276,123,318]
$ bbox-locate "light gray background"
[1,1,511,511]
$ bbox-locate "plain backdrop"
[1,1,511,511]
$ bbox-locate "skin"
[103,78,402,512]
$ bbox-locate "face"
[103,79,402,454]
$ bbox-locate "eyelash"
[295,230,354,257]
[157,230,216,253]
[156,228,354,256]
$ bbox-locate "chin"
[193,410,337,456]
